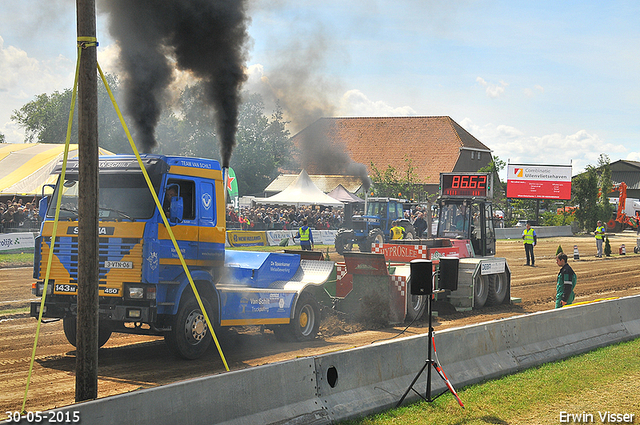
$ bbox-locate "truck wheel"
[405,277,426,321]
[166,296,213,360]
[335,229,354,255]
[473,275,489,309]
[62,317,112,348]
[290,292,320,341]
[368,228,385,249]
[485,272,508,305]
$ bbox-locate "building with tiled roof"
[288,116,493,195]
[610,160,640,199]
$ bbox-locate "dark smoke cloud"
[100,0,249,166]
[299,127,371,191]
[244,17,370,190]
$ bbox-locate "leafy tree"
[10,73,127,152]
[369,157,424,201]
[230,94,292,196]
[572,166,599,232]
[0,133,5,143]
[596,154,614,225]
[478,156,509,219]
[11,90,76,143]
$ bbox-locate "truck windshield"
[437,203,470,239]
[47,174,157,220]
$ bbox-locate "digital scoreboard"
[440,173,492,198]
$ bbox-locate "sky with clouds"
[1,0,639,180]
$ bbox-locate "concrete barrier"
[20,295,640,425]
[496,225,573,240]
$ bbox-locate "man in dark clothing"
[413,212,428,238]
[555,252,577,308]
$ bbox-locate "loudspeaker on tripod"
[438,257,459,291]
[409,259,432,295]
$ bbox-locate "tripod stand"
[397,286,464,408]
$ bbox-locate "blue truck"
[31,155,333,359]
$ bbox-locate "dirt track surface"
[2,232,640,413]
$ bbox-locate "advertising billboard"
[507,164,572,200]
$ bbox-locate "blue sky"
[1,0,639,180]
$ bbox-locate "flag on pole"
[226,167,239,211]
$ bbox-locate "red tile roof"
[290,116,491,185]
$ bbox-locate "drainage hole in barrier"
[327,366,338,388]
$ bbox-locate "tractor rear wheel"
[335,229,354,255]
[485,272,508,305]
[402,223,416,240]
[473,274,489,309]
[405,277,427,321]
[367,228,385,250]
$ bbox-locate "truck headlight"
[33,281,53,296]
[128,286,144,299]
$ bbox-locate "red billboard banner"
[507,164,572,200]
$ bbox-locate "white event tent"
[253,170,343,207]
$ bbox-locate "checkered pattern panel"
[336,263,347,281]
[415,245,428,259]
[391,275,406,297]
[372,242,383,253]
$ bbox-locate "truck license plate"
[55,284,77,293]
[105,261,133,269]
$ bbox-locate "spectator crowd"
[227,205,345,231]
[1,197,40,232]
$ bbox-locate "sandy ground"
[1,232,640,413]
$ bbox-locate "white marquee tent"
[253,170,343,207]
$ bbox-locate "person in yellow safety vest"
[522,222,537,266]
[293,219,314,251]
[594,220,605,258]
[390,221,405,240]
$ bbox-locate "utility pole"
[75,0,99,402]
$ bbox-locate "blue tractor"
[334,198,416,255]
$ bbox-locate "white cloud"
[336,89,417,116]
[460,118,627,178]
[476,76,508,99]
[0,36,74,143]
[625,152,640,162]
[524,84,544,97]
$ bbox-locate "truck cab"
[31,155,332,359]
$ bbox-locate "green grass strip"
[343,337,640,424]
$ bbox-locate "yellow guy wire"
[21,38,86,414]
[96,63,229,371]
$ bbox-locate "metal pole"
[75,0,99,402]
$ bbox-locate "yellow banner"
[227,230,268,247]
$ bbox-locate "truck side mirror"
[169,197,184,224]
[38,196,48,220]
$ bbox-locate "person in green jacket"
[555,252,577,308]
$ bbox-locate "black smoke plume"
[299,126,371,192]
[100,0,249,167]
